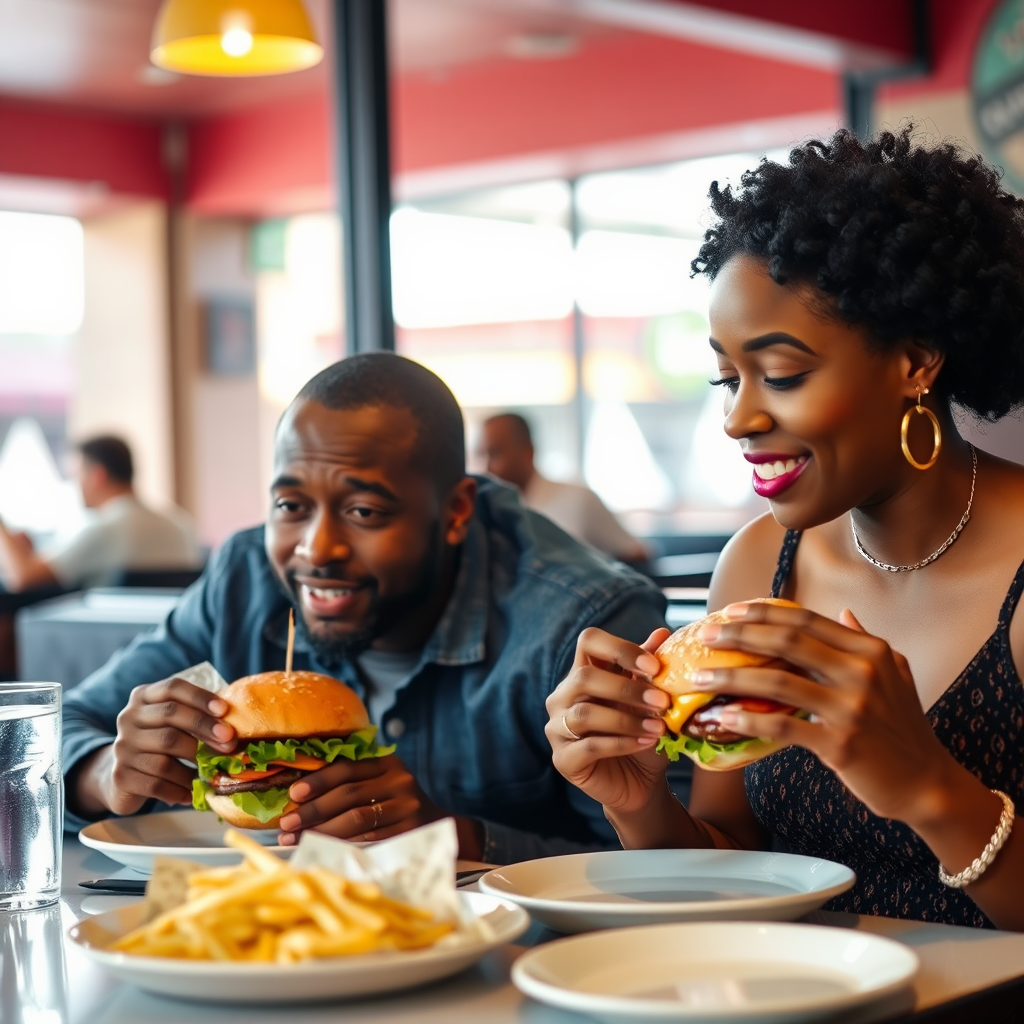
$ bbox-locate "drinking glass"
[0,683,62,911]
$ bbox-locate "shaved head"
[290,353,466,491]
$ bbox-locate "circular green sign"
[973,0,1024,193]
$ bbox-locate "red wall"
[0,99,167,199]
[186,93,332,216]
[391,31,837,174]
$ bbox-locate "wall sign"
[204,296,255,376]
[973,0,1024,192]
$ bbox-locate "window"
[0,212,83,532]
[393,151,785,532]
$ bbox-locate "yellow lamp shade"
[151,0,322,77]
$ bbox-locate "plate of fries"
[68,828,530,1003]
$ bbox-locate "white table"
[3,835,1024,1024]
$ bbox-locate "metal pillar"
[333,0,395,354]
[842,0,931,139]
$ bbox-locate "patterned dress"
[744,530,1024,928]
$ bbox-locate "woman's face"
[708,254,920,529]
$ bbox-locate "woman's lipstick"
[744,452,810,498]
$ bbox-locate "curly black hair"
[691,126,1024,421]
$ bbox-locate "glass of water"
[0,684,62,911]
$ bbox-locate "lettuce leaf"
[195,727,395,781]
[190,777,291,823]
[656,733,760,764]
[230,788,292,824]
[192,777,211,811]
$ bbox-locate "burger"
[191,671,394,829]
[652,598,808,771]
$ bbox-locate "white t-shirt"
[356,648,420,728]
[47,495,200,589]
[522,474,643,560]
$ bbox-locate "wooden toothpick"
[285,608,295,674]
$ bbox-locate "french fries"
[110,830,456,963]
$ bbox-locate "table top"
[4,835,1023,1024]
[17,588,182,625]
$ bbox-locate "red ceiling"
[0,0,989,218]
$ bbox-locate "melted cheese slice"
[663,692,714,734]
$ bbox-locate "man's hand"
[70,678,236,819]
[277,754,484,858]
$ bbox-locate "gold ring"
[562,714,582,741]
[370,798,382,830]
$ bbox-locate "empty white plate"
[480,849,854,933]
[512,921,918,1023]
[70,891,529,1003]
[79,810,290,875]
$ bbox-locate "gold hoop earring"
[901,386,941,470]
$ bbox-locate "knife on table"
[81,868,492,895]
[79,878,148,894]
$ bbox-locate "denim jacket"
[62,479,674,863]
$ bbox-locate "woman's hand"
[545,626,673,815]
[692,601,954,826]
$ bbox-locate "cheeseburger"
[191,671,394,829]
[652,598,807,771]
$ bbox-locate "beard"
[276,528,444,665]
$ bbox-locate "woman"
[545,127,1024,931]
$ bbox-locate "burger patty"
[683,695,796,745]
[210,768,306,796]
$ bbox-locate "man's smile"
[294,577,371,619]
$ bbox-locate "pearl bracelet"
[938,790,1015,890]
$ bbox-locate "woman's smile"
[744,451,811,497]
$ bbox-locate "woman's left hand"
[693,601,953,826]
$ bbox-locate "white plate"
[79,810,292,875]
[479,849,854,933]
[512,921,918,1024]
[69,891,530,1003]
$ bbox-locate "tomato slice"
[275,754,327,771]
[727,697,796,715]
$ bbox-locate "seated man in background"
[482,412,648,563]
[0,435,199,592]
[63,354,672,863]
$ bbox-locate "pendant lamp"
[150,0,322,77]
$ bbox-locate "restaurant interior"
[3,0,1024,1021]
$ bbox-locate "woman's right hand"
[545,626,673,814]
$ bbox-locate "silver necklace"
[851,444,977,573]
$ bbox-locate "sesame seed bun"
[222,671,370,740]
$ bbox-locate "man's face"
[481,418,533,490]
[265,401,454,659]
[76,458,105,509]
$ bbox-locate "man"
[0,435,199,592]
[482,413,648,563]
[63,355,672,863]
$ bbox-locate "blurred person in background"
[482,412,648,563]
[0,434,199,592]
